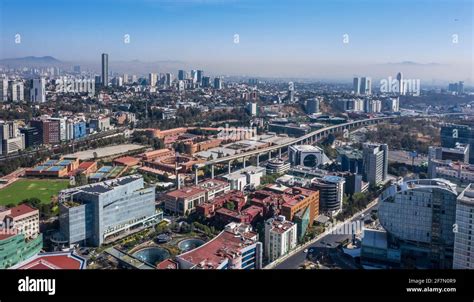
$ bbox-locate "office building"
[441,124,474,164]
[448,81,465,94]
[30,78,46,103]
[360,77,372,95]
[59,175,160,246]
[382,97,400,112]
[196,70,203,84]
[19,126,42,148]
[289,145,329,168]
[453,184,474,269]
[246,102,257,116]
[178,70,186,81]
[214,77,222,89]
[311,175,345,216]
[264,216,297,262]
[364,99,381,113]
[338,146,364,174]
[202,76,211,88]
[266,158,291,174]
[362,143,388,186]
[428,143,469,164]
[0,77,8,101]
[305,98,320,114]
[396,72,405,95]
[353,77,361,95]
[0,121,25,155]
[222,166,266,191]
[149,73,157,87]
[101,53,108,87]
[379,179,458,269]
[163,186,207,215]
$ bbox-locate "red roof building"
[12,251,87,270]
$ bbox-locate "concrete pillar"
[279,148,282,158]
[257,154,260,166]
[268,151,272,160]
[228,160,232,174]
[211,165,215,179]
[243,157,246,168]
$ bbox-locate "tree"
[224,202,235,211]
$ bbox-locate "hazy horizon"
[1,0,472,84]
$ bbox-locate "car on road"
[303,249,308,253]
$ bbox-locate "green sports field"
[0,179,69,205]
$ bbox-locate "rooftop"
[6,204,38,218]
[12,251,87,269]
[177,223,257,269]
[166,186,206,199]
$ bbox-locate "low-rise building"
[163,186,207,215]
[174,222,263,269]
[0,204,39,240]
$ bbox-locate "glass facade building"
[59,175,160,247]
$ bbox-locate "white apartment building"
[264,216,297,262]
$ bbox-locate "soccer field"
[0,179,69,205]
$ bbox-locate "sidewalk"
[264,198,378,269]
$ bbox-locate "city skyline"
[0,0,472,83]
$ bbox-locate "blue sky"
[0,0,472,81]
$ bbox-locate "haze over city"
[1,0,472,84]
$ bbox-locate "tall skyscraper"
[190,70,198,83]
[178,70,186,81]
[8,81,24,102]
[101,53,109,87]
[353,77,361,95]
[360,77,372,95]
[123,73,128,84]
[214,77,222,89]
[379,179,457,269]
[362,143,388,186]
[306,98,320,114]
[149,73,157,87]
[202,76,211,88]
[196,70,203,85]
[165,73,173,87]
[396,72,405,95]
[30,78,46,103]
[453,184,474,269]
[0,77,8,101]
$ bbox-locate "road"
[273,202,378,269]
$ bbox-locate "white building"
[8,81,24,102]
[149,73,157,87]
[0,77,8,101]
[264,216,297,262]
[222,166,266,191]
[288,145,329,168]
[362,143,388,186]
[453,184,474,269]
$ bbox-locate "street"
[273,202,378,269]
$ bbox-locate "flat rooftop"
[177,223,257,269]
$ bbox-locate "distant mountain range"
[0,56,63,66]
